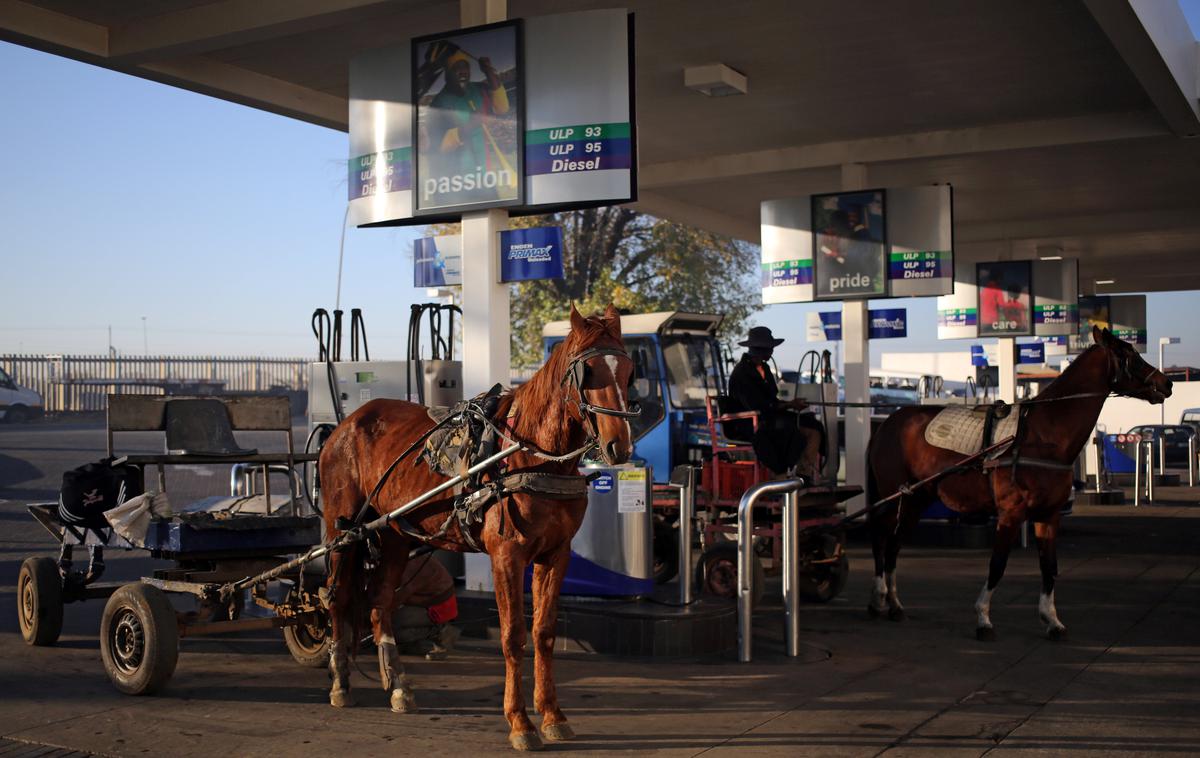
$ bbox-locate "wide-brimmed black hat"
[739,326,784,348]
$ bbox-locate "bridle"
[1105,342,1163,399]
[559,346,642,441]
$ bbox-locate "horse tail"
[344,542,369,656]
[318,426,371,657]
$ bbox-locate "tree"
[428,207,762,366]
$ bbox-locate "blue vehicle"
[545,312,854,602]
[543,311,727,484]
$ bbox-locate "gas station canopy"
[5,0,1200,292]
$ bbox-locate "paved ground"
[2,420,1199,756]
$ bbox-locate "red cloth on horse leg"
[427,594,458,624]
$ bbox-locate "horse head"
[563,304,638,465]
[1094,325,1172,404]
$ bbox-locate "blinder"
[560,346,643,420]
[1107,342,1159,397]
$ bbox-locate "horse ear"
[569,303,586,334]
[1092,324,1105,344]
[602,303,622,337]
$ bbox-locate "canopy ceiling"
[4,0,1199,293]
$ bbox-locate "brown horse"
[318,304,635,751]
[867,326,1171,640]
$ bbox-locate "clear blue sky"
[3,2,1200,367]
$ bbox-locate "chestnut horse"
[318,305,636,751]
[867,327,1171,640]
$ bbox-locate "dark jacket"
[724,353,823,474]
[725,353,779,441]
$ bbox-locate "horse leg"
[974,515,1022,641]
[492,547,541,751]
[881,495,924,621]
[867,505,893,618]
[1034,516,1067,640]
[532,545,573,742]
[327,548,356,708]
[371,532,417,713]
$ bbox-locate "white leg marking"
[1039,590,1066,634]
[975,582,994,629]
[885,572,904,613]
[870,575,888,612]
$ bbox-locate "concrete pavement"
[2,421,1199,756]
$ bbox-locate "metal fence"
[0,354,308,413]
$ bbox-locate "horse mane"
[1032,341,1107,401]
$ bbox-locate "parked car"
[0,366,44,423]
[1180,408,1200,438]
[1128,424,1194,467]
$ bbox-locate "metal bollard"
[1145,440,1155,504]
[1190,434,1197,488]
[1133,441,1142,507]
[781,489,801,657]
[1158,437,1166,476]
[666,465,696,606]
[737,478,806,663]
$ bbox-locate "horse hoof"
[541,722,576,742]
[390,690,418,713]
[1047,626,1067,642]
[867,604,884,618]
[330,689,356,708]
[975,626,996,642]
[888,607,906,622]
[510,731,544,751]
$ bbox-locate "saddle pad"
[923,406,1018,456]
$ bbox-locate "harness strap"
[983,457,1074,472]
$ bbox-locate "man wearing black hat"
[725,326,825,479]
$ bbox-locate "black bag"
[58,458,144,530]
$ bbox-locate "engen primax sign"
[348,9,636,226]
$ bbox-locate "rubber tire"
[652,523,680,585]
[100,583,179,695]
[695,541,765,608]
[799,553,850,603]
[283,616,331,668]
[18,557,63,646]
[5,405,29,424]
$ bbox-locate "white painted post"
[997,337,1017,404]
[460,0,510,592]
[840,163,870,507]
[843,301,870,506]
[461,209,510,396]
[459,0,510,398]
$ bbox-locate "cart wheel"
[652,522,679,585]
[799,553,850,603]
[695,542,764,607]
[100,583,179,695]
[283,615,331,668]
[798,533,850,603]
[18,557,63,646]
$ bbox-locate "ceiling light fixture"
[684,63,748,97]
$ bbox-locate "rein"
[346,343,638,533]
[794,392,1110,411]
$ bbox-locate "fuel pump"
[793,350,840,482]
[407,303,463,408]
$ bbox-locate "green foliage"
[425,208,761,366]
